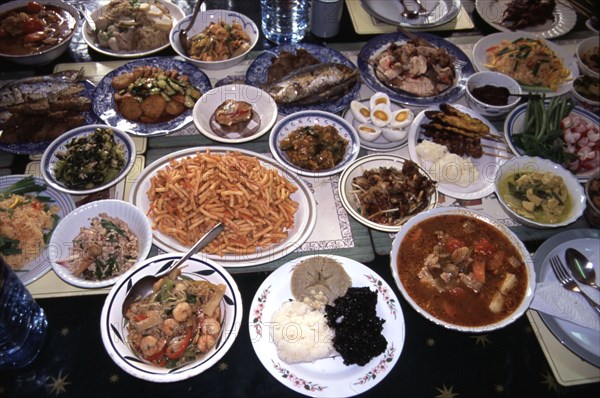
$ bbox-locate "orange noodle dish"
[186,20,251,61]
[125,268,226,368]
[146,150,299,256]
[485,37,570,90]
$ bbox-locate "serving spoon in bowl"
[121,222,224,317]
[399,0,419,19]
[179,0,204,51]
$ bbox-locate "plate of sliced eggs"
[343,92,413,152]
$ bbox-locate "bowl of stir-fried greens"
[40,124,136,195]
[100,253,243,382]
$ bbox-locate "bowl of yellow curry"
[494,156,586,228]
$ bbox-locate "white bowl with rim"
[465,71,522,120]
[494,156,586,228]
[576,36,600,79]
[0,0,80,65]
[169,9,258,70]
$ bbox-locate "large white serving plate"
[249,254,405,397]
[128,147,317,268]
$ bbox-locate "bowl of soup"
[390,207,535,332]
[494,156,586,228]
[0,0,79,65]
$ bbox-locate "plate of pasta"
[128,147,317,267]
[472,32,578,97]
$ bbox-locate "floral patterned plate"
[249,254,405,398]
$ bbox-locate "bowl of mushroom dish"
[390,207,535,332]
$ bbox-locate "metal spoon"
[414,0,429,16]
[566,248,600,291]
[179,0,204,52]
[122,222,224,317]
[399,0,419,19]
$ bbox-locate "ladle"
[122,222,224,317]
[414,0,429,16]
[399,0,419,19]
[566,248,600,291]
[179,0,204,51]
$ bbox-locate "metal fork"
[549,255,600,316]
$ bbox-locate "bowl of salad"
[504,95,600,181]
[40,124,136,195]
[49,199,153,288]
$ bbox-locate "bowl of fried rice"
[169,9,258,70]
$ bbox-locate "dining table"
[1,0,599,397]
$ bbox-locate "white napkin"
[530,248,600,332]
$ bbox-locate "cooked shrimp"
[173,302,192,322]
[140,335,166,358]
[162,318,180,337]
[197,334,216,353]
[201,318,221,336]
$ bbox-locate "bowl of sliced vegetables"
[40,125,136,195]
[494,156,586,228]
[504,95,600,181]
[169,9,258,70]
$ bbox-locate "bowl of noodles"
[169,9,258,70]
[100,253,243,382]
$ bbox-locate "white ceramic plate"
[193,84,277,144]
[100,253,243,382]
[504,103,599,182]
[128,147,317,268]
[0,174,75,285]
[342,99,409,152]
[40,124,136,195]
[49,199,153,288]
[472,32,578,97]
[407,104,507,200]
[533,228,600,367]
[249,254,405,398]
[360,0,461,28]
[475,0,577,39]
[269,110,361,177]
[82,0,185,58]
[390,207,536,333]
[338,154,438,233]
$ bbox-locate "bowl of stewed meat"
[100,253,243,382]
[390,207,535,332]
[0,0,79,65]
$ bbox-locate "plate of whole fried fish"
[0,70,96,154]
[357,32,474,107]
[245,43,361,115]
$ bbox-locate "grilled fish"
[265,63,359,105]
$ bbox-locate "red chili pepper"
[132,314,148,322]
[143,343,166,362]
[165,327,192,360]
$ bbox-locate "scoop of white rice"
[416,140,448,162]
[271,301,335,364]
[428,153,480,187]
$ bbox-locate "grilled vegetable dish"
[57,214,139,280]
[500,0,556,30]
[350,161,436,226]
[280,125,348,171]
[125,269,226,368]
[53,128,127,190]
[111,65,202,123]
[0,1,76,56]
[497,170,572,224]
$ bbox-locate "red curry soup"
[397,214,528,327]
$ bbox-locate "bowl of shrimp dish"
[100,253,243,382]
[169,9,258,70]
